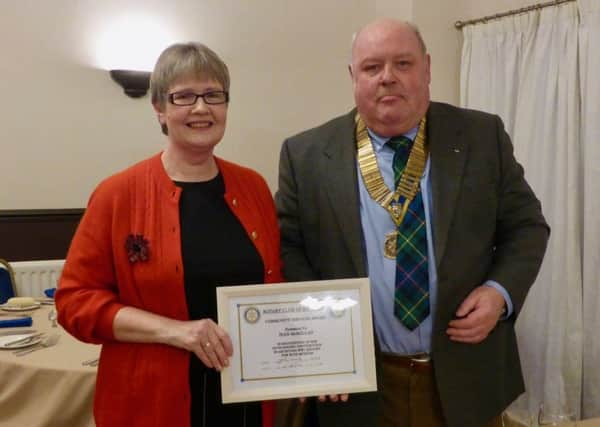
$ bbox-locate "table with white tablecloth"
[4,306,599,427]
[0,305,99,427]
[504,410,600,426]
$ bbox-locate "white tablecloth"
[0,305,99,427]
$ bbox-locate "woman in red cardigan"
[56,43,282,427]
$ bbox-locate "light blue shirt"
[357,128,512,354]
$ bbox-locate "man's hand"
[299,394,349,403]
[317,394,349,403]
[446,285,506,344]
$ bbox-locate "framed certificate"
[217,277,377,403]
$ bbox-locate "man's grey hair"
[349,20,427,65]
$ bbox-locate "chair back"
[0,258,17,304]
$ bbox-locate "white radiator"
[11,260,64,297]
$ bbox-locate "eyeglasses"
[168,91,229,106]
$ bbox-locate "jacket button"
[232,198,238,207]
[251,231,258,240]
[267,269,272,275]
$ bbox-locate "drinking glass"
[503,408,534,426]
[47,308,58,327]
[537,404,577,426]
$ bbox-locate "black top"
[175,173,264,427]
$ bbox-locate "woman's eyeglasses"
[168,91,229,106]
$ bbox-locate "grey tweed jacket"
[275,101,549,427]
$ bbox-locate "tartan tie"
[389,136,430,330]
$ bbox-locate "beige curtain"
[578,0,600,419]
[460,0,600,420]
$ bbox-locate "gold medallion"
[355,113,428,257]
[384,231,398,259]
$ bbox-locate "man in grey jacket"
[275,18,549,427]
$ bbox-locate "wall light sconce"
[109,70,151,98]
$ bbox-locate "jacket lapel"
[319,104,467,273]
[428,103,467,268]
[322,110,366,276]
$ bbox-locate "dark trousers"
[379,353,503,427]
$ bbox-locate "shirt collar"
[367,126,419,153]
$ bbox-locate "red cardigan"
[56,153,283,427]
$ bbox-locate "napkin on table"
[0,317,33,328]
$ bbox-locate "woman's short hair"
[150,42,230,108]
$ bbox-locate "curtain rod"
[454,0,575,29]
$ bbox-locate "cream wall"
[0,0,534,209]
[1,0,378,209]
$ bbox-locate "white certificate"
[217,277,377,403]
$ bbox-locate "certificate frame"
[217,277,377,403]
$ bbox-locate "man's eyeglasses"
[168,91,229,106]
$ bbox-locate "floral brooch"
[125,234,149,264]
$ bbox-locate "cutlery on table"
[82,357,99,367]
[13,333,60,356]
[0,329,37,337]
[3,332,45,347]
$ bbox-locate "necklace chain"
[355,114,428,227]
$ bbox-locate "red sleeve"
[55,180,126,343]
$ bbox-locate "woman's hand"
[178,318,233,371]
[113,307,233,371]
